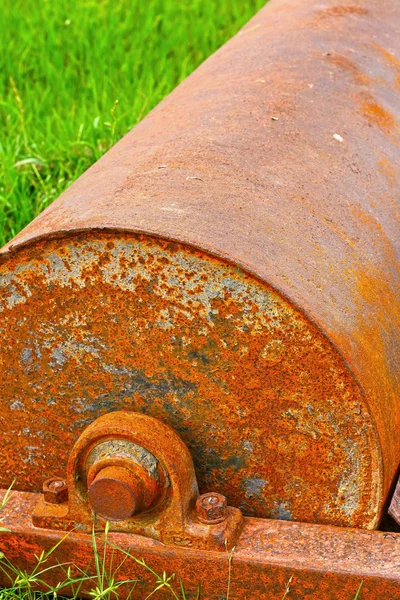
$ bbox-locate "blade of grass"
[353,582,363,599]
[281,575,293,600]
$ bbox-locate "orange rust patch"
[328,54,371,85]
[361,101,396,130]
[378,156,399,188]
[320,6,368,17]
[311,5,368,30]
[352,267,400,475]
[373,43,400,72]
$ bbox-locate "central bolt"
[88,466,143,521]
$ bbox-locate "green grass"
[0,0,265,247]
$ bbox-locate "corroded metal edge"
[1,490,399,599]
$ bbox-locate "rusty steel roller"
[0,0,399,533]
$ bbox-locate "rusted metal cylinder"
[0,0,399,530]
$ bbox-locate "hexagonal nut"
[43,478,68,504]
[196,492,227,524]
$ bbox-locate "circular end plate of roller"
[0,232,380,528]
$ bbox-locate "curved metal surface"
[0,0,399,527]
[0,233,381,527]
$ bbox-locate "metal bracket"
[32,411,243,551]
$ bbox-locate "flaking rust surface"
[0,232,380,528]
[1,0,399,524]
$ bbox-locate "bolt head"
[43,478,68,504]
[196,492,228,524]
